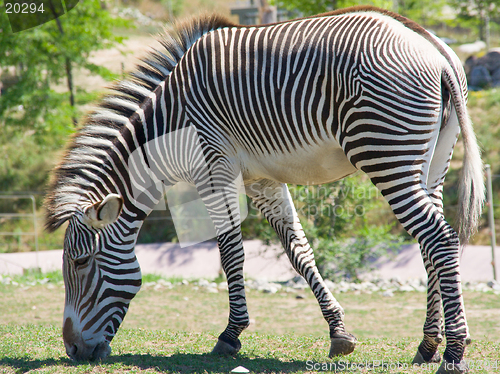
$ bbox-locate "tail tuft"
[456,115,485,244]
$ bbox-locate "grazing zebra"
[45,6,484,373]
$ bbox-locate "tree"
[0,0,130,196]
[271,0,446,24]
[451,0,500,47]
[272,0,394,17]
[0,0,128,135]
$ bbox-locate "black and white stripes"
[45,7,483,372]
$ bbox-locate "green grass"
[0,325,499,373]
[1,275,499,373]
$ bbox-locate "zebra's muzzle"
[63,317,112,361]
[65,339,111,361]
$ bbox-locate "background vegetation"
[2,0,500,279]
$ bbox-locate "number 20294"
[5,2,45,13]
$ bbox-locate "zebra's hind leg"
[412,253,443,365]
[412,113,470,368]
[377,188,469,373]
[247,179,356,357]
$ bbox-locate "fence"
[0,194,39,270]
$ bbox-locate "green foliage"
[291,175,404,281]
[243,174,405,281]
[160,0,184,18]
[396,0,449,23]
[444,89,500,244]
[0,0,128,141]
[0,0,131,253]
[449,0,500,37]
[272,0,392,17]
[272,0,447,24]
[7,269,64,284]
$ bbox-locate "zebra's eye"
[74,255,90,267]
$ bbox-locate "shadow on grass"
[0,352,333,373]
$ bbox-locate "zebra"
[44,6,484,373]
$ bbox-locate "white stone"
[458,40,486,54]
[198,279,210,287]
[324,279,336,290]
[218,281,228,290]
[262,286,278,294]
[382,290,394,297]
[231,366,250,373]
[398,285,415,292]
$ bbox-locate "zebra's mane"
[44,14,236,232]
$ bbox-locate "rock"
[382,290,394,297]
[324,279,336,291]
[157,279,173,288]
[398,285,415,292]
[292,277,308,290]
[218,281,228,290]
[296,294,305,299]
[487,280,500,291]
[231,366,250,373]
[468,65,492,88]
[390,277,402,286]
[458,40,486,54]
[262,285,278,294]
[478,51,500,72]
[198,279,210,287]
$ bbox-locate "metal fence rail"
[0,194,39,270]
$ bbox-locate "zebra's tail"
[442,67,485,244]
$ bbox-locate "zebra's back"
[168,11,449,185]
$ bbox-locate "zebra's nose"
[63,317,80,360]
[62,317,112,361]
[67,343,78,359]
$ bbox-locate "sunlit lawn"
[0,274,499,373]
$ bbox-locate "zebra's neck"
[44,15,236,232]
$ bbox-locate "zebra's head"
[61,194,142,361]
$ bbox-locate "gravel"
[2,274,499,296]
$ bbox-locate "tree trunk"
[49,0,77,125]
[65,58,75,108]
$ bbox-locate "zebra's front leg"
[193,161,250,356]
[247,179,356,357]
[211,228,249,355]
[413,253,443,365]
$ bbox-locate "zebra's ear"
[83,194,123,229]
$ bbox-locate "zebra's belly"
[241,141,358,186]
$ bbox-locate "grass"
[0,327,499,373]
[1,275,499,373]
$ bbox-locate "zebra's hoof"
[329,332,357,357]
[211,338,241,356]
[412,348,441,365]
[436,358,469,374]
